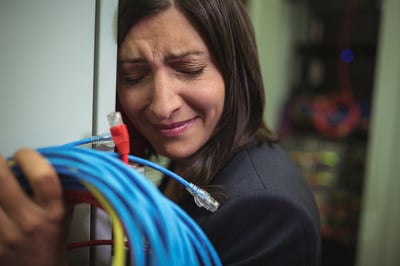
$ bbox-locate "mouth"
[152,117,198,137]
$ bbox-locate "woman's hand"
[0,148,70,266]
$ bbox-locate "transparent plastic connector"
[107,111,124,127]
[186,183,220,213]
[91,132,115,147]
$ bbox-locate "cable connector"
[186,183,220,213]
[61,133,114,148]
[91,132,115,147]
[107,112,130,164]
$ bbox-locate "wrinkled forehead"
[118,7,209,62]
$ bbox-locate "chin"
[156,146,196,161]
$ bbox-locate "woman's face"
[117,7,225,163]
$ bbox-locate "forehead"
[118,7,208,60]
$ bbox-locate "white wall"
[0,1,118,265]
[0,0,96,156]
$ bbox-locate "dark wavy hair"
[117,0,276,189]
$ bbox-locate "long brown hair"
[117,0,276,189]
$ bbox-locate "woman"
[0,0,320,265]
[117,0,320,264]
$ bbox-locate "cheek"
[200,77,225,117]
[186,83,225,131]
[117,89,144,122]
[199,90,224,114]
[212,92,225,123]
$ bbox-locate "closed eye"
[172,61,206,77]
[179,67,205,76]
[118,65,149,86]
[121,75,146,85]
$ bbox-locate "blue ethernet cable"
[64,133,220,213]
[11,144,222,266]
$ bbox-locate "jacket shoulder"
[199,191,320,265]
[183,142,321,265]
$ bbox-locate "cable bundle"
[12,145,221,266]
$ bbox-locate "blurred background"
[1,0,399,265]
[246,0,400,265]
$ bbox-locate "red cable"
[67,239,129,250]
[64,191,129,251]
[110,123,130,164]
[65,112,132,253]
[312,0,360,138]
[64,190,102,208]
[107,111,131,164]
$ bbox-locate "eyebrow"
[165,50,205,61]
[118,50,206,65]
[118,57,146,64]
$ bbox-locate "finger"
[0,206,19,245]
[13,148,64,214]
[0,154,33,218]
[0,206,13,231]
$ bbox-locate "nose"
[148,70,181,120]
